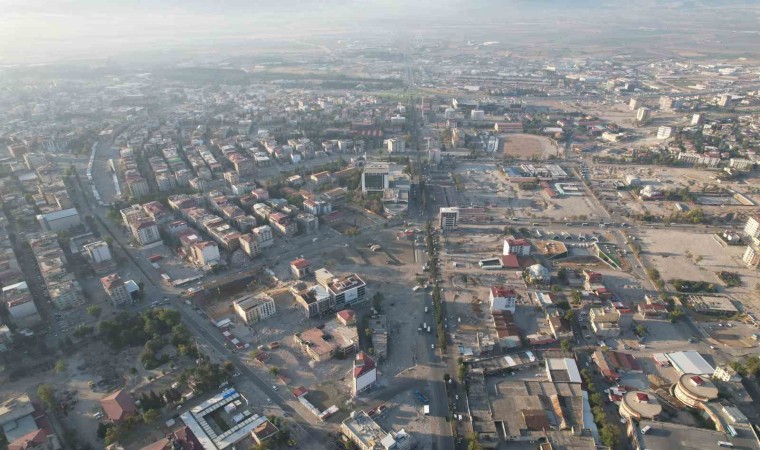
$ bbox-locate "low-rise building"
[673,374,719,409]
[589,308,621,337]
[290,258,311,279]
[341,410,412,450]
[100,390,137,423]
[619,391,662,421]
[0,394,61,450]
[232,293,276,325]
[36,207,81,232]
[689,295,738,316]
[439,207,459,230]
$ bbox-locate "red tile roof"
[353,351,376,379]
[100,273,123,290]
[100,390,137,422]
[499,254,520,268]
[491,285,516,298]
[290,258,309,269]
[8,429,50,450]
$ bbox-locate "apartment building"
[100,273,131,306]
[253,225,274,248]
[293,284,332,318]
[439,207,459,231]
[744,216,760,240]
[191,241,220,268]
[28,233,84,310]
[317,271,367,310]
[238,233,261,258]
[232,293,276,325]
[489,285,517,313]
[503,238,531,256]
[130,219,161,245]
[742,244,760,268]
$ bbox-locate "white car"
[431,344,435,349]
[272,385,278,391]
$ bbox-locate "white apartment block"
[742,244,760,268]
[439,207,459,231]
[656,126,673,140]
[233,293,276,325]
[745,216,760,240]
[253,225,274,248]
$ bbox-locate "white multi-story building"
[489,285,517,313]
[233,293,276,325]
[742,244,760,268]
[656,126,673,140]
[130,219,161,245]
[317,271,367,310]
[352,352,377,396]
[744,216,760,240]
[503,238,531,256]
[384,138,405,154]
[439,207,459,231]
[253,225,274,248]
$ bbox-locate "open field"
[502,134,557,160]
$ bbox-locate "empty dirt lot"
[502,134,557,160]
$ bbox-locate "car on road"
[267,398,272,404]
[431,344,435,349]
[272,385,278,391]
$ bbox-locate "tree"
[37,384,55,410]
[467,432,483,450]
[563,309,577,322]
[143,409,160,424]
[695,255,704,264]
[104,426,123,445]
[560,339,573,353]
[635,324,647,336]
[87,305,102,318]
[365,328,373,338]
[268,366,279,376]
[55,359,67,373]
[600,423,620,448]
[570,290,583,303]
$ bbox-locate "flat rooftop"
[180,388,260,450]
[666,351,715,375]
[634,420,760,450]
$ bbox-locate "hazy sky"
[0,0,757,64]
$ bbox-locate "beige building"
[589,308,621,337]
[673,374,719,409]
[232,293,276,325]
[619,391,662,421]
[100,273,130,306]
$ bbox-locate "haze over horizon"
[1,0,758,64]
